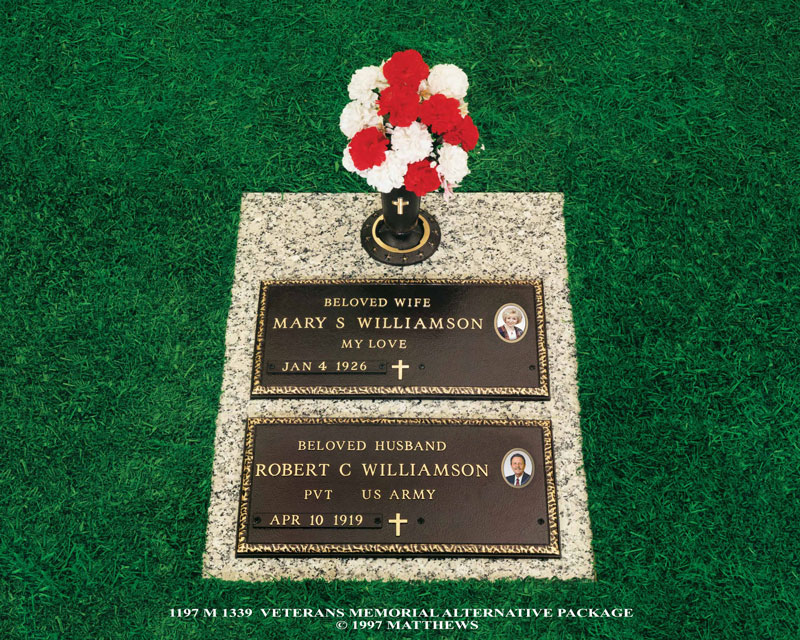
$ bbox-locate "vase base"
[361,209,440,266]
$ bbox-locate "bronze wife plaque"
[251,279,549,399]
[236,417,560,557]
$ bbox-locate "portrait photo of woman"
[494,304,528,343]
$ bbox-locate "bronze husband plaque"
[251,279,549,399]
[236,417,560,557]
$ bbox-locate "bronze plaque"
[236,417,560,557]
[251,280,549,399]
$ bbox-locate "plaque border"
[250,279,550,399]
[236,417,560,558]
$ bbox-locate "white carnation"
[342,147,368,177]
[364,150,407,193]
[389,122,433,164]
[427,64,469,100]
[348,65,388,101]
[339,99,381,138]
[437,143,470,184]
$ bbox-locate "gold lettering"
[393,297,432,308]
[255,463,266,476]
[352,316,481,330]
[299,440,366,451]
[445,463,489,477]
[381,463,397,477]
[282,361,313,372]
[273,317,327,329]
[264,462,330,477]
[303,489,333,500]
[373,440,446,451]
[339,463,351,476]
[386,488,437,500]
[326,298,388,307]
[367,338,406,349]
[359,461,486,477]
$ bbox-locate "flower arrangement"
[340,50,479,198]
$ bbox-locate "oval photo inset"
[501,448,534,488]
[494,303,528,343]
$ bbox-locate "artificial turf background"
[2,1,798,638]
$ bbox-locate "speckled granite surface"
[203,192,593,581]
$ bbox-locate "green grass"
[2,0,798,638]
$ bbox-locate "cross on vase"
[392,198,409,215]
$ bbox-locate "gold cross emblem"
[388,512,408,537]
[391,359,409,380]
[392,198,409,215]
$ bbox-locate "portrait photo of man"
[495,304,527,342]
[504,451,532,488]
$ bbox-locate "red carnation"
[404,160,441,197]
[377,85,420,127]
[419,94,462,136]
[442,114,479,151]
[348,127,389,170]
[382,49,429,89]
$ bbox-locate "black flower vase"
[361,186,440,265]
